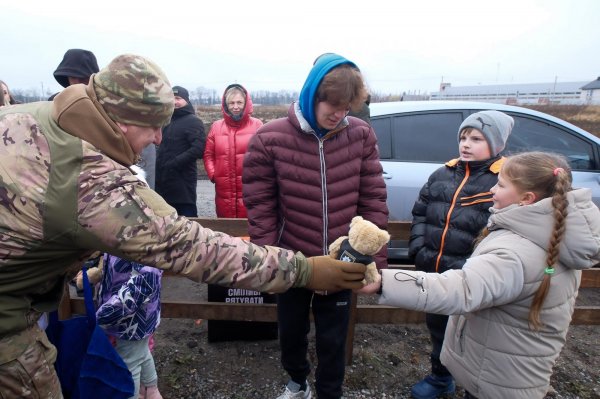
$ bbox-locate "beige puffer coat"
[380,189,600,399]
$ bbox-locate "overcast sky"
[3,0,599,97]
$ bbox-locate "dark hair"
[316,65,368,112]
[501,152,572,329]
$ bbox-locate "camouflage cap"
[93,54,174,127]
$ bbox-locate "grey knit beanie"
[458,110,514,156]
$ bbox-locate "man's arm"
[77,166,299,293]
[76,148,368,294]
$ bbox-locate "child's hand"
[354,280,381,295]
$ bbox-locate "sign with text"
[207,284,278,342]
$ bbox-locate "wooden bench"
[61,217,600,364]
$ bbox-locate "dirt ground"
[152,285,600,399]
[149,180,600,399]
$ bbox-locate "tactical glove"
[303,255,367,292]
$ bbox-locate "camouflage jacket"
[0,84,309,338]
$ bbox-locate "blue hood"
[299,53,357,137]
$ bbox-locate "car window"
[371,117,392,159]
[504,115,598,171]
[391,112,464,162]
[372,108,599,171]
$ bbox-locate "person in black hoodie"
[155,86,206,217]
[48,49,99,100]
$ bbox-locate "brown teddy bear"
[329,216,390,286]
[74,251,104,291]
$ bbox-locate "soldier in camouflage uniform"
[0,54,367,398]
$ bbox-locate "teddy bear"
[74,251,104,292]
[328,216,390,286]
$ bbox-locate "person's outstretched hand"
[305,256,366,292]
[354,280,381,295]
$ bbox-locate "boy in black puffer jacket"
[408,110,514,399]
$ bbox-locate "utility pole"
[40,82,44,101]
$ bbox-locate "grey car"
[370,101,600,260]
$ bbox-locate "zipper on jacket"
[458,317,467,354]
[434,163,471,272]
[319,139,329,254]
[276,218,286,246]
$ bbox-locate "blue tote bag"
[46,266,134,399]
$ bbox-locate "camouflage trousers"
[0,325,62,399]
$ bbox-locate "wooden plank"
[71,297,600,325]
[572,306,600,325]
[69,297,426,324]
[387,221,411,241]
[189,217,249,237]
[188,217,413,241]
[355,306,426,324]
[71,298,279,321]
[581,268,600,288]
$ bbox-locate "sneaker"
[411,374,455,399]
[276,380,312,399]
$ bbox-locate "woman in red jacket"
[203,84,263,218]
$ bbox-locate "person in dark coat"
[408,110,514,399]
[155,86,205,217]
[347,93,371,124]
[48,49,99,100]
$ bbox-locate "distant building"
[401,93,430,101]
[580,77,600,105]
[431,81,588,105]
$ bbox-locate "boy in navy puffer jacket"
[408,110,513,399]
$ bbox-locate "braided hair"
[501,152,572,329]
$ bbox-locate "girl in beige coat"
[379,152,600,399]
